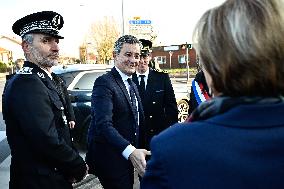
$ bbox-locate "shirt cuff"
[122,145,136,160]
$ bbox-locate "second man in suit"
[133,39,178,150]
[86,35,150,189]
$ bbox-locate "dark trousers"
[98,170,134,189]
[86,142,134,189]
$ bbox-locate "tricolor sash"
[192,79,210,105]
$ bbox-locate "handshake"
[129,149,151,177]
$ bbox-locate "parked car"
[52,64,112,149]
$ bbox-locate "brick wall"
[151,45,197,69]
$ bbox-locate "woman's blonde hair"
[193,0,284,97]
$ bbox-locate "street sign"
[129,20,152,25]
[164,46,179,51]
[129,25,153,34]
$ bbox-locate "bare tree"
[88,16,120,64]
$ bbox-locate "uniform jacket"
[133,68,178,149]
[3,61,86,189]
[86,67,145,183]
[141,97,284,189]
[51,73,75,123]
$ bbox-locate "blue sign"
[129,20,152,25]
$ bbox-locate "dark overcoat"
[141,101,284,189]
[51,73,76,123]
[3,61,86,189]
[133,69,178,149]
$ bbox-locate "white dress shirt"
[136,68,149,90]
[115,67,137,160]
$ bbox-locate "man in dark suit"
[132,39,178,150]
[86,35,150,189]
[3,11,87,189]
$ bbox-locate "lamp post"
[121,0,125,35]
[169,51,173,69]
[186,42,189,82]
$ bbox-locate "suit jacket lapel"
[111,67,133,110]
[111,68,144,125]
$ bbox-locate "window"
[59,71,80,87]
[178,54,189,64]
[156,56,166,64]
[73,72,105,90]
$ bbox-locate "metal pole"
[170,55,172,69]
[169,51,172,69]
[186,42,189,82]
[121,0,125,35]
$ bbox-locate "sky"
[0,0,226,57]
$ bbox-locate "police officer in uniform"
[133,39,178,150]
[2,11,87,189]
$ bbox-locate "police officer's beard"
[29,46,59,68]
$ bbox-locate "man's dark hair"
[113,35,141,55]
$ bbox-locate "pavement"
[73,172,140,189]
[73,175,103,189]
[0,72,8,79]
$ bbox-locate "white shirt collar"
[40,67,52,79]
[136,68,149,78]
[114,66,132,81]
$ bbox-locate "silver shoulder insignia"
[37,72,45,78]
[16,67,33,74]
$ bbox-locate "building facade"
[0,36,24,64]
[151,44,197,69]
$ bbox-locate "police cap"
[12,11,64,39]
[139,39,152,56]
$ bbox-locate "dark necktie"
[127,78,138,124]
[138,75,146,102]
[127,78,140,146]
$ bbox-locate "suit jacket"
[141,101,284,189]
[3,61,86,189]
[133,69,178,149]
[86,67,145,183]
